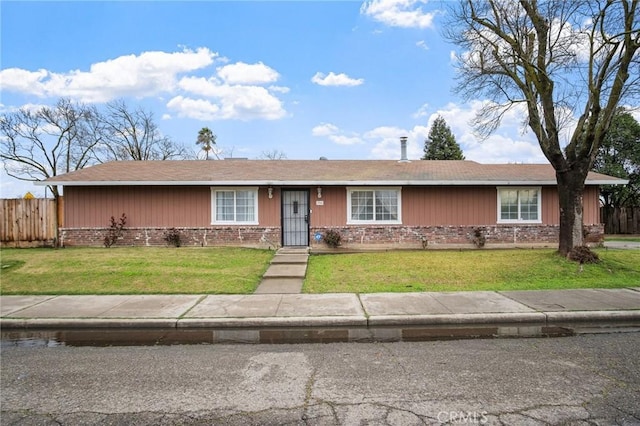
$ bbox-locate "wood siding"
[64,186,210,227]
[62,184,602,229]
[0,198,57,245]
[309,187,347,226]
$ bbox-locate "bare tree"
[95,100,188,162]
[0,98,102,200]
[446,0,639,255]
[1,98,103,246]
[258,149,288,160]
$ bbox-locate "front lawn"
[303,249,640,293]
[2,247,638,296]
[0,247,273,295]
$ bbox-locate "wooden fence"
[601,206,640,235]
[0,198,62,247]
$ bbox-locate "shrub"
[567,246,600,264]
[471,227,486,248]
[323,229,342,248]
[163,228,182,247]
[103,213,127,248]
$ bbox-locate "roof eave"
[38,179,627,186]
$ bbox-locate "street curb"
[176,316,368,328]
[3,311,640,329]
[2,311,639,332]
[546,310,640,323]
[367,313,547,326]
[0,318,178,329]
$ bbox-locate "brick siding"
[60,227,282,249]
[310,224,604,249]
[60,224,603,249]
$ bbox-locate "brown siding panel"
[310,187,347,227]
[403,187,497,226]
[65,186,212,227]
[258,187,280,227]
[583,186,600,224]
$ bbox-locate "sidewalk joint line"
[177,295,208,320]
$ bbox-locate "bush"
[163,228,182,247]
[323,229,342,248]
[471,227,486,248]
[567,246,600,264]
[103,214,127,248]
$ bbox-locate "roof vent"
[399,136,409,162]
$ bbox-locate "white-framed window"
[211,187,259,224]
[347,187,402,224]
[497,187,541,223]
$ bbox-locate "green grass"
[605,235,640,242]
[303,249,640,293]
[0,247,273,295]
[2,247,638,296]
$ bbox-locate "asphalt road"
[2,333,639,425]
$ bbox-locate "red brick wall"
[309,224,604,249]
[60,227,281,249]
[60,223,604,249]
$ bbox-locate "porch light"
[268,187,273,199]
[317,187,322,199]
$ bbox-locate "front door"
[282,190,309,246]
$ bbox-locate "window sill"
[211,221,260,226]
[346,220,402,225]
[496,220,542,225]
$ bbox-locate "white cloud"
[0,102,48,114]
[412,102,429,119]
[0,69,49,96]
[167,80,286,121]
[416,40,429,51]
[312,123,363,145]
[269,85,290,94]
[312,123,339,136]
[166,96,221,121]
[427,101,547,164]
[311,72,364,87]
[0,47,289,122]
[360,0,435,29]
[0,47,217,103]
[365,125,427,159]
[217,61,280,84]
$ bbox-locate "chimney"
[399,136,409,162]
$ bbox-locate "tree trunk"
[556,170,587,256]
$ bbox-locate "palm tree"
[196,127,217,160]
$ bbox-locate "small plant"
[567,246,600,264]
[103,213,127,248]
[164,227,182,247]
[471,227,486,248]
[323,229,342,248]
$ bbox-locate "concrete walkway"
[1,288,639,345]
[254,247,309,294]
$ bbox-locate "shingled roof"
[38,159,627,186]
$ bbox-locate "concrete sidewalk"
[2,288,639,344]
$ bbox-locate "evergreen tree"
[593,108,640,208]
[422,116,465,160]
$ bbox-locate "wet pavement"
[2,288,639,345]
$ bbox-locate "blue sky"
[1,0,555,197]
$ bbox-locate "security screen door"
[282,190,309,246]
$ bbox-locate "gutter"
[35,179,630,187]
